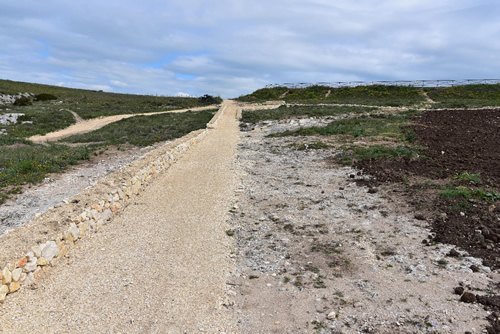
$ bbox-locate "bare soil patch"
[353,109,500,332]
[229,117,499,333]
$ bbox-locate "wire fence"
[265,79,500,89]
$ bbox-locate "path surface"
[0,101,240,333]
[29,105,217,143]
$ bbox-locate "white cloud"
[0,0,499,98]
[110,80,128,87]
[175,92,191,97]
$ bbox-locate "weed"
[225,230,235,237]
[436,259,448,268]
[305,265,320,273]
[333,290,344,298]
[440,186,500,202]
[456,171,482,184]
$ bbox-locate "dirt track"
[0,101,239,332]
[29,105,217,143]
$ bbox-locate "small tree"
[198,94,222,105]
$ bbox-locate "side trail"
[0,101,241,333]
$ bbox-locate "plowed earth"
[357,109,500,332]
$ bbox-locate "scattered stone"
[40,241,59,261]
[15,257,27,268]
[8,281,20,293]
[327,312,337,320]
[0,284,8,301]
[454,286,465,295]
[36,258,49,266]
[1,267,12,284]
[470,264,480,273]
[68,223,80,240]
[32,245,42,258]
[11,268,22,282]
[414,213,426,220]
[447,249,461,257]
[460,292,476,303]
[23,258,37,272]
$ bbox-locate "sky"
[1,1,499,98]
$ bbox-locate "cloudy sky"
[1,1,499,98]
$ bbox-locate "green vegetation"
[0,79,219,119]
[1,107,75,139]
[270,114,410,139]
[455,171,482,184]
[425,84,500,108]
[0,144,91,203]
[337,145,419,166]
[0,79,221,203]
[240,104,376,125]
[439,186,500,202]
[238,84,426,106]
[61,109,216,147]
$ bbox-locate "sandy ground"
[29,105,217,143]
[0,101,240,333]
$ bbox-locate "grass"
[238,84,426,106]
[439,186,500,202]
[240,104,376,125]
[269,114,410,139]
[455,171,482,184]
[425,84,500,108]
[0,79,220,119]
[1,105,75,139]
[61,109,216,147]
[0,143,91,202]
[0,79,221,204]
[336,145,420,166]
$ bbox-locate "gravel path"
[0,101,240,333]
[29,105,217,143]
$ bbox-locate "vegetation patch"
[238,84,426,106]
[61,109,216,147]
[240,104,376,126]
[0,144,90,201]
[425,84,500,108]
[270,113,411,139]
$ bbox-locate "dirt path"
[29,105,217,143]
[0,101,240,333]
[67,109,84,123]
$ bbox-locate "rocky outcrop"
[0,93,33,105]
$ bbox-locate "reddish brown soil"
[355,109,500,333]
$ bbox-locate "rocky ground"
[1,103,499,333]
[0,144,162,236]
[228,116,499,333]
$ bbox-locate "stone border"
[0,105,226,304]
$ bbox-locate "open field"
[1,81,499,332]
[237,83,500,108]
[0,79,220,204]
[234,86,500,332]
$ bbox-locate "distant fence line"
[265,79,500,89]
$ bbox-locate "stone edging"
[0,105,226,304]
